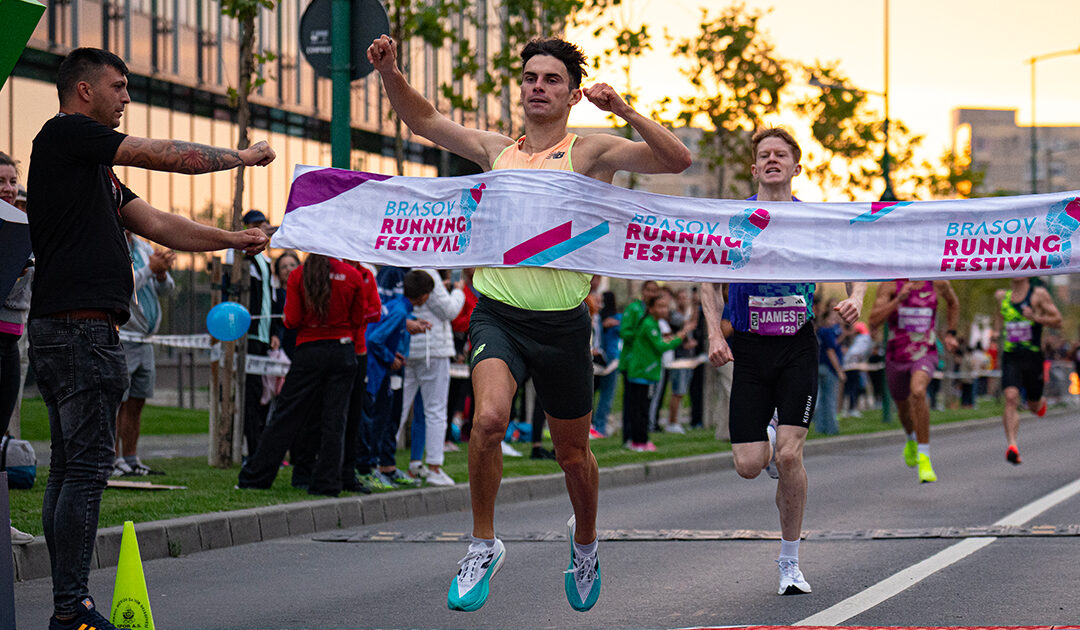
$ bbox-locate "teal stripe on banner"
[519,222,610,266]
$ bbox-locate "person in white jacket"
[399,268,465,485]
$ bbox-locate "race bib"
[1005,320,1033,344]
[897,306,933,332]
[748,295,806,336]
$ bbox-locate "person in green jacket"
[619,280,660,441]
[623,292,694,451]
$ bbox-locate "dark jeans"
[368,372,398,468]
[29,318,128,616]
[238,339,356,496]
[844,369,863,410]
[0,331,21,433]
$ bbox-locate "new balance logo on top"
[547,151,565,159]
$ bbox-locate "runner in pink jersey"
[869,280,959,483]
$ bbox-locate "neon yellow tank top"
[472,133,592,311]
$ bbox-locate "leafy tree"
[443,0,615,138]
[672,4,789,198]
[795,61,930,201]
[383,0,471,174]
[586,4,651,187]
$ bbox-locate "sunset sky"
[566,0,1080,167]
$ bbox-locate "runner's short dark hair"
[751,127,802,164]
[403,269,435,299]
[57,48,129,104]
[521,38,588,89]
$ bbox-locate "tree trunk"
[212,15,256,468]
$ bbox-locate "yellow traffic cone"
[110,521,155,630]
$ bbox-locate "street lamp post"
[811,0,895,202]
[879,0,896,202]
[1026,46,1080,194]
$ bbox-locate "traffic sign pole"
[330,0,351,169]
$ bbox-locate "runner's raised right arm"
[367,35,510,169]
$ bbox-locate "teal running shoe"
[564,515,601,612]
[447,538,504,612]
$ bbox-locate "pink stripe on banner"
[871,201,900,215]
[503,221,572,265]
[285,169,393,214]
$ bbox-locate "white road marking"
[797,476,1080,626]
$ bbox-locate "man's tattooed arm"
[113,137,272,173]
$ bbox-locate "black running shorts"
[1001,349,1044,402]
[727,323,819,444]
[468,293,594,419]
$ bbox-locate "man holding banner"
[27,47,274,630]
[700,128,866,597]
[367,34,691,612]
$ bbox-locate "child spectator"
[623,292,692,451]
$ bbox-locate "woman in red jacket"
[238,254,375,496]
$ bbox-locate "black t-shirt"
[27,113,138,322]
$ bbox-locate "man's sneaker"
[128,459,165,476]
[360,472,394,491]
[629,442,656,452]
[385,468,420,487]
[9,525,34,545]
[662,422,686,434]
[426,468,456,486]
[764,419,779,480]
[589,427,605,439]
[1006,445,1022,465]
[342,476,373,494]
[48,596,119,630]
[408,461,429,480]
[444,440,461,452]
[111,457,133,477]
[917,453,937,483]
[903,440,918,468]
[447,538,505,611]
[501,441,523,457]
[777,558,811,595]
[564,515,601,611]
[1035,400,1047,417]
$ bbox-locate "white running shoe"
[662,423,686,434]
[426,468,456,486]
[408,461,429,479]
[564,515,601,611]
[777,558,811,595]
[764,415,779,480]
[500,441,523,457]
[447,538,505,611]
[9,525,34,545]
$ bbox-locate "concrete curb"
[8,413,1036,582]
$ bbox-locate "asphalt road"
[13,410,1080,629]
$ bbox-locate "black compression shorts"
[1001,350,1044,402]
[728,323,818,443]
[468,293,594,419]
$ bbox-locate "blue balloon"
[206,301,251,341]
